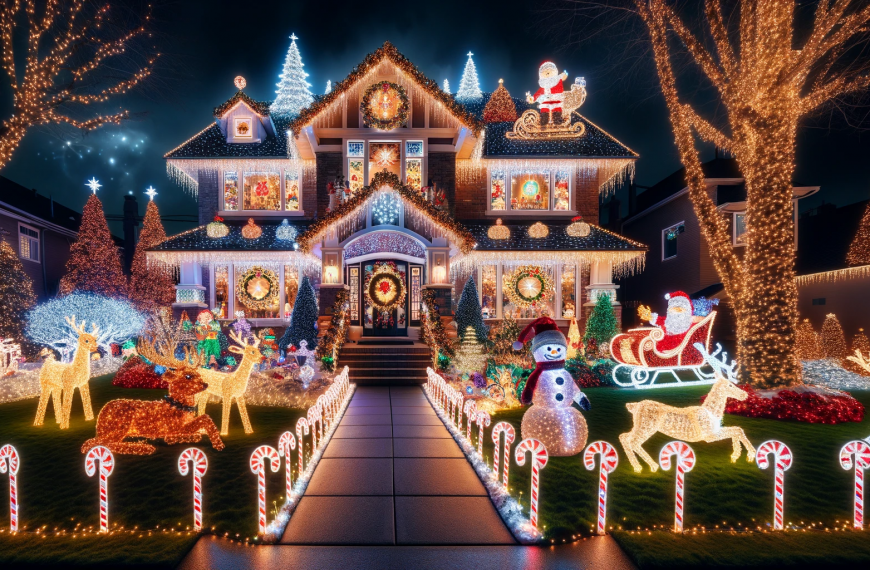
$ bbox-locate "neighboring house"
[615,157,818,345]
[151,42,647,336]
[0,176,81,299]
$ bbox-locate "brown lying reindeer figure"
[619,343,756,473]
[81,342,224,455]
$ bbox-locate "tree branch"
[683,104,733,150]
[705,0,736,76]
[659,1,727,91]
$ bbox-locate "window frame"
[18,222,40,263]
[733,212,747,247]
[219,167,304,216]
[486,166,574,216]
[662,221,683,261]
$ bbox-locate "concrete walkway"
[280,385,515,545]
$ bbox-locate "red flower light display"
[702,384,865,424]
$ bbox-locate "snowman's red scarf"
[521,359,566,405]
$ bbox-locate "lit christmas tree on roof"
[271,34,314,117]
[442,79,451,95]
[456,51,482,103]
[846,201,870,266]
[483,79,517,123]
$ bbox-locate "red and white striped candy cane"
[755,440,793,531]
[584,441,619,535]
[0,444,19,532]
[278,431,297,499]
[659,441,696,533]
[178,448,208,531]
[840,440,870,529]
[84,446,114,533]
[515,438,549,529]
[307,406,321,450]
[317,395,330,431]
[464,400,477,442]
[250,445,280,534]
[475,410,491,457]
[296,417,310,476]
[491,422,515,490]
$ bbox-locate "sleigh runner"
[609,311,720,389]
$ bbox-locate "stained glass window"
[411,267,421,322]
[347,141,365,157]
[406,140,424,157]
[349,267,360,323]
[223,172,239,211]
[406,158,422,191]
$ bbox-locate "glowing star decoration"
[278,431,297,500]
[34,316,100,430]
[619,345,755,472]
[195,330,261,435]
[275,219,298,242]
[178,448,208,531]
[84,445,114,533]
[241,218,263,240]
[235,76,247,90]
[144,186,158,201]
[250,445,280,535]
[464,399,477,442]
[487,218,510,240]
[658,441,695,533]
[491,422,516,490]
[840,440,870,529]
[584,441,618,535]
[475,410,491,456]
[0,444,19,532]
[295,417,310,476]
[527,222,549,239]
[86,178,102,194]
[755,440,793,531]
[515,438,548,529]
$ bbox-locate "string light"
[456,51,483,103]
[372,191,400,225]
[795,265,870,285]
[795,319,823,361]
[820,314,847,361]
[129,201,175,312]
[0,233,35,353]
[271,34,314,116]
[847,201,870,266]
[483,79,517,123]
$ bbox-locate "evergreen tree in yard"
[846,201,870,266]
[0,232,36,349]
[455,276,488,343]
[820,313,847,361]
[279,275,318,351]
[59,194,127,298]
[584,294,619,355]
[795,318,822,361]
[271,34,314,117]
[129,201,175,312]
[456,51,482,103]
[483,79,517,123]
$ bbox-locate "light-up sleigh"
[609,311,722,389]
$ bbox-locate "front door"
[363,260,408,337]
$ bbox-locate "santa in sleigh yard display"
[610,291,724,389]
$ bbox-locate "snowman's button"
[556,377,564,385]
[555,393,564,402]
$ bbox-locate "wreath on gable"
[504,265,554,309]
[365,261,407,313]
[361,81,409,131]
[236,266,279,310]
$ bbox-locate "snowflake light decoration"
[373,191,400,225]
[275,219,298,242]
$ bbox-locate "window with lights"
[489,169,571,213]
[18,224,39,262]
[368,142,401,183]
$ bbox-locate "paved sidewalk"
[280,385,515,545]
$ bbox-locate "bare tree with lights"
[557,1,870,387]
[0,0,157,170]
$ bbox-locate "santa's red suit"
[650,313,689,352]
[531,80,564,113]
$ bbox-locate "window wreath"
[504,265,554,309]
[236,266,279,310]
[365,261,407,313]
[361,81,409,131]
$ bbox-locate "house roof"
[286,41,483,136]
[165,114,293,159]
[151,218,310,252]
[464,220,647,252]
[0,176,82,233]
[213,91,272,118]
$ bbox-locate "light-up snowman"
[516,317,590,456]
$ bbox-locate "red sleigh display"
[609,311,720,389]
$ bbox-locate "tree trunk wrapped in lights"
[625,0,870,387]
[129,201,175,313]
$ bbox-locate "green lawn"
[0,374,308,566]
[482,387,870,562]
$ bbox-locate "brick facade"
[197,169,220,225]
[456,165,487,220]
[315,152,343,219]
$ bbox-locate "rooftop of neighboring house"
[0,175,83,233]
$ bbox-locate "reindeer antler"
[847,350,870,374]
[65,315,87,335]
[228,329,260,348]
[694,342,738,382]
[182,345,204,369]
[138,337,184,370]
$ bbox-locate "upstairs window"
[489,169,571,212]
[405,140,423,191]
[223,172,239,211]
[368,142,401,183]
[347,141,365,196]
[19,224,39,262]
[243,172,280,210]
[511,171,550,211]
[284,170,300,212]
[662,222,684,260]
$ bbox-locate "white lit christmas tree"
[271,34,314,117]
[456,52,482,103]
[454,325,488,375]
[325,80,332,94]
[442,79,451,94]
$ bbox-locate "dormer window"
[234,117,253,138]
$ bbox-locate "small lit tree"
[455,276,488,343]
[454,325,488,375]
[129,200,175,312]
[584,294,619,357]
[566,317,582,360]
[483,79,517,123]
[456,51,483,103]
[847,201,870,266]
[271,34,314,117]
[0,233,36,349]
[820,313,847,362]
[278,275,318,351]
[795,319,822,361]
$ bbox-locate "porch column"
[584,259,621,322]
[172,261,207,319]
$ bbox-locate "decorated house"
[151,42,646,337]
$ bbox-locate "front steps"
[338,344,431,385]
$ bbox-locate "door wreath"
[365,261,406,313]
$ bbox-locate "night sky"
[1,0,868,235]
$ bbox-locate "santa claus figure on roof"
[526,61,569,127]
[642,291,698,352]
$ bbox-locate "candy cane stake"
[491,422,515,490]
[296,418,310,476]
[584,441,619,535]
[250,445,280,534]
[307,406,320,450]
[0,444,19,532]
[178,448,208,531]
[840,440,870,529]
[659,441,696,533]
[84,446,114,533]
[464,400,477,442]
[755,440,793,531]
[278,431,297,500]
[475,410,491,457]
[515,438,549,529]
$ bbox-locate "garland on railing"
[420,288,454,369]
[296,170,476,254]
[316,289,349,373]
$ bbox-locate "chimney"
[123,194,139,274]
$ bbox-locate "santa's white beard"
[664,308,692,336]
[539,74,559,89]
